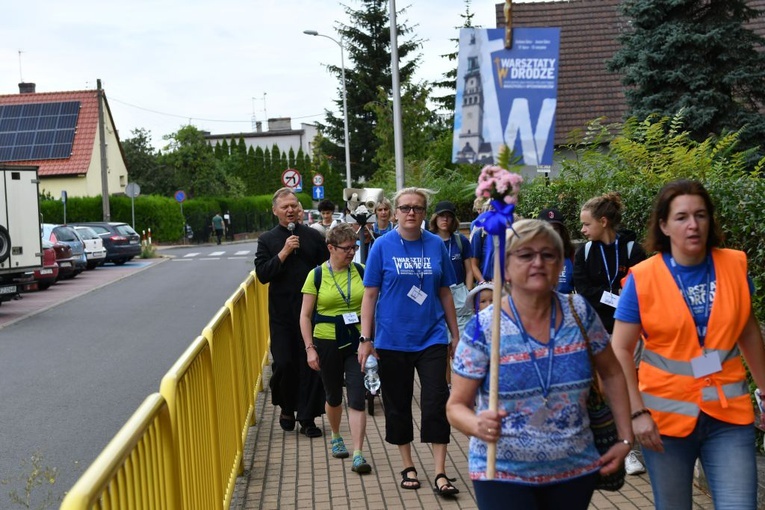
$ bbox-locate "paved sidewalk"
[233,366,715,510]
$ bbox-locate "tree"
[319,0,422,183]
[121,128,166,195]
[608,0,765,159]
[159,125,244,198]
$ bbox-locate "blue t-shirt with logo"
[617,252,753,327]
[443,233,473,285]
[557,257,574,293]
[364,229,457,351]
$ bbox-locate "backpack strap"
[313,262,364,324]
[313,264,323,291]
[453,233,462,252]
[584,239,634,261]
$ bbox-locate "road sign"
[281,168,301,188]
[312,174,324,186]
[312,186,325,200]
[174,190,186,203]
[125,182,141,198]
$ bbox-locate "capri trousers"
[376,343,450,445]
[314,338,365,411]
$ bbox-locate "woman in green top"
[299,223,371,474]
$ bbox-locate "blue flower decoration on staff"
[473,199,516,285]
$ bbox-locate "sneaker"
[625,450,646,475]
[331,438,349,458]
[351,454,372,474]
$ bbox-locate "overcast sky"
[0,1,526,150]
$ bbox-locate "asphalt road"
[0,241,258,507]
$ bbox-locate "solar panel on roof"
[0,101,80,162]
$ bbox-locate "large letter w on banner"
[503,98,556,166]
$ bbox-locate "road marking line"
[199,258,220,261]
[183,253,200,258]
[209,251,225,256]
[234,250,250,256]
[171,259,194,262]
[227,257,248,260]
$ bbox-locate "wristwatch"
[359,336,373,344]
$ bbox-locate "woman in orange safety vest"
[611,179,765,510]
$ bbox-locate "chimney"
[18,82,36,94]
[267,117,292,132]
[256,121,262,133]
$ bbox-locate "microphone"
[287,222,297,254]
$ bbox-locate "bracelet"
[305,344,316,351]
[617,438,633,449]
[631,408,651,420]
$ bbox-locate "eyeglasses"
[397,205,426,214]
[331,244,358,253]
[510,249,560,264]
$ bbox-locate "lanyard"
[398,231,425,289]
[326,262,352,308]
[598,237,619,290]
[507,294,557,405]
[446,236,453,260]
[668,254,712,349]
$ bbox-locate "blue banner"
[452,27,560,167]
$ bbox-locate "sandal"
[400,467,420,490]
[279,413,295,432]
[433,473,460,497]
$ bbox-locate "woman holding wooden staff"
[447,218,633,509]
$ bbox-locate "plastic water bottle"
[364,356,381,395]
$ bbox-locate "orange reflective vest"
[630,249,753,437]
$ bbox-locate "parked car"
[50,242,76,280]
[70,222,141,265]
[41,224,87,276]
[31,240,59,290]
[73,225,107,269]
[302,209,321,225]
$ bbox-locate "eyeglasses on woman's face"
[397,205,426,214]
[510,249,559,264]
[331,243,358,253]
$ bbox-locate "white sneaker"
[625,450,646,475]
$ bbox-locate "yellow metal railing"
[61,271,270,510]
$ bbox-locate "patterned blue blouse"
[452,292,609,485]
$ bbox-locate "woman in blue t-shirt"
[429,200,473,335]
[359,187,461,497]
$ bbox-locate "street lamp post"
[303,30,352,189]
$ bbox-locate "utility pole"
[97,79,110,221]
[390,0,405,190]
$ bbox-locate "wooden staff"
[486,234,503,479]
[504,0,513,49]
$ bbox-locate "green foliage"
[367,131,482,220]
[1,450,59,509]
[121,128,164,195]
[319,0,423,183]
[608,0,765,161]
[516,113,765,323]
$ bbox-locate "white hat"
[463,282,494,314]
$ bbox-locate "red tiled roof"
[0,90,99,176]
[495,0,626,144]
[495,0,765,145]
